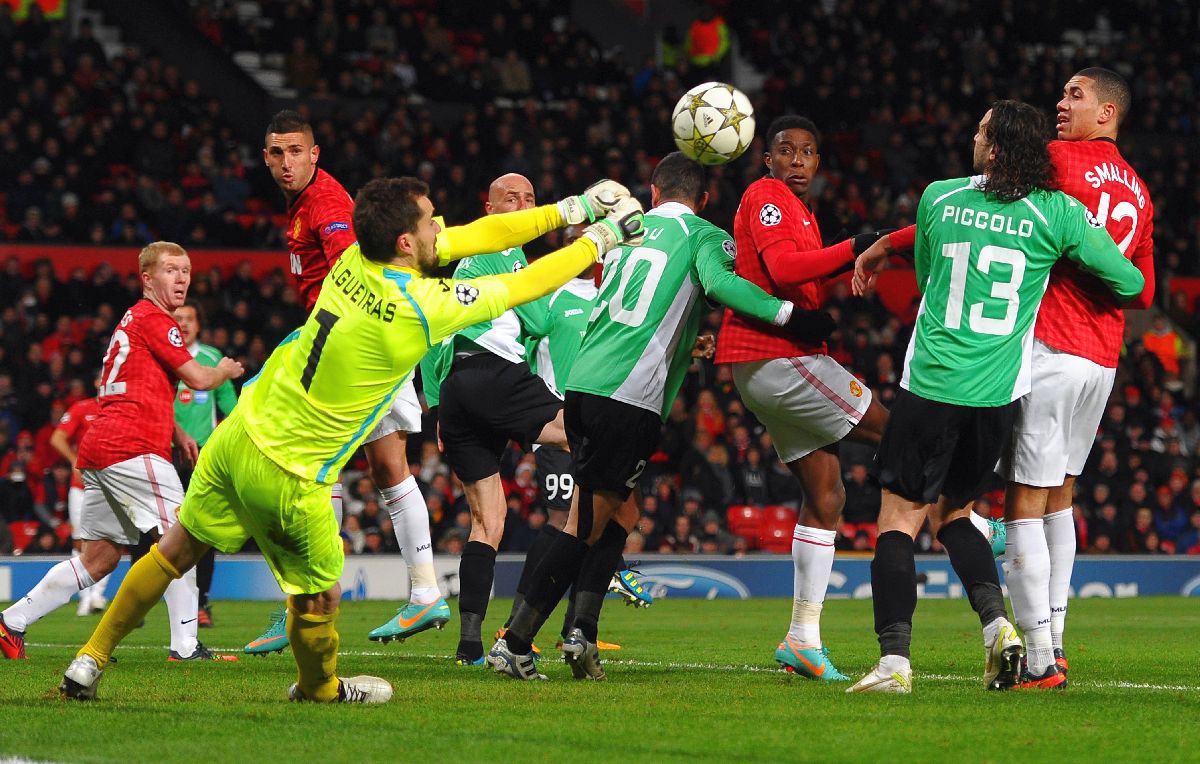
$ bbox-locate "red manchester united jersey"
[56,396,101,488]
[1035,139,1155,367]
[716,176,827,364]
[287,168,357,311]
[77,299,195,469]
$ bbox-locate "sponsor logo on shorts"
[849,380,863,398]
[759,203,782,226]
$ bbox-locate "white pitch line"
[27,643,1199,692]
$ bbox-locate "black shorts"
[564,391,662,499]
[875,387,1017,508]
[439,353,562,482]
[534,446,574,512]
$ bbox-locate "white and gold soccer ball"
[670,81,756,165]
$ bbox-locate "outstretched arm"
[435,205,566,265]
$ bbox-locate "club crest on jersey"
[168,327,184,347]
[455,284,479,306]
[293,217,303,238]
[722,239,736,258]
[849,380,863,398]
[322,221,349,236]
[759,204,782,226]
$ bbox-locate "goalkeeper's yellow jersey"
[239,244,513,482]
[236,202,597,484]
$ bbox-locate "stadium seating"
[9,521,40,554]
[758,506,800,554]
[725,505,762,549]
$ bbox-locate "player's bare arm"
[173,357,245,391]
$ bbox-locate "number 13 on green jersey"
[903,176,1144,407]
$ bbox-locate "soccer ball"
[671,82,756,165]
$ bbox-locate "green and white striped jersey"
[529,277,598,397]
[449,247,550,363]
[904,175,1144,407]
[565,201,789,419]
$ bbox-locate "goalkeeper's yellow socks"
[287,596,341,702]
[79,544,179,669]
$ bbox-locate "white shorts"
[68,486,84,540]
[1000,340,1116,487]
[365,377,422,443]
[78,454,185,545]
[732,355,873,463]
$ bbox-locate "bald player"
[425,174,572,666]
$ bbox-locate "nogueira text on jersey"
[330,263,399,322]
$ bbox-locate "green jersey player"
[848,101,1144,695]
[428,174,582,666]
[491,152,837,681]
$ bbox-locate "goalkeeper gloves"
[581,197,645,257]
[782,308,837,345]
[558,179,633,225]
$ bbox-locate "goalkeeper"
[59,176,644,703]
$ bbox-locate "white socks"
[3,557,95,632]
[786,525,836,647]
[1005,519,1053,673]
[1043,506,1075,650]
[164,566,200,657]
[382,476,440,604]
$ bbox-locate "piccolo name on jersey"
[941,204,1035,238]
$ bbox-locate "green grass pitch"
[1,597,1197,763]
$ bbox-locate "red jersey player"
[1000,68,1153,686]
[0,242,243,662]
[250,110,442,652]
[854,69,1153,687]
[715,116,890,682]
[50,382,106,615]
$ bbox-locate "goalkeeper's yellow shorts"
[178,410,343,595]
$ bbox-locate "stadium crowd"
[1,1,1199,558]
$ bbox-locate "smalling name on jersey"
[942,205,1034,238]
[331,262,399,322]
[1084,162,1146,209]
